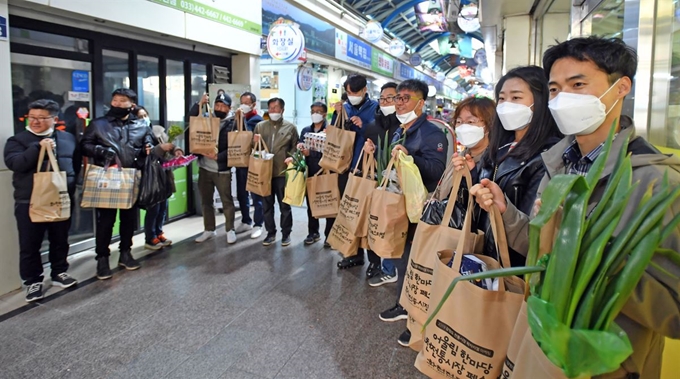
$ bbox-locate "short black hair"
[543,36,638,83]
[344,74,367,93]
[28,99,61,116]
[134,106,148,117]
[481,66,562,168]
[381,82,398,92]
[241,92,257,104]
[111,88,137,103]
[268,97,285,109]
[397,79,429,100]
[310,102,327,113]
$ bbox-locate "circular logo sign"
[409,53,423,66]
[363,20,384,43]
[388,39,406,57]
[267,23,305,62]
[297,66,314,91]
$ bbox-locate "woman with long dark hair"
[453,66,562,266]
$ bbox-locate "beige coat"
[501,123,680,378]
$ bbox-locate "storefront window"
[102,49,130,112]
[191,63,207,105]
[137,55,160,122]
[591,0,626,38]
[666,0,680,149]
[166,60,188,218]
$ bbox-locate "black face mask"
[214,111,228,119]
[108,106,131,119]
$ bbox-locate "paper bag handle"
[36,144,61,173]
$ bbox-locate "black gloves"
[95,145,116,163]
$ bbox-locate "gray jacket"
[501,123,680,378]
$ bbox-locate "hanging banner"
[371,50,394,78]
[362,20,384,43]
[262,0,335,58]
[394,62,415,81]
[297,66,314,91]
[267,19,306,62]
[414,0,447,32]
[335,29,372,69]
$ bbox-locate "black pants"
[394,241,413,301]
[263,176,292,236]
[15,203,71,285]
[95,207,138,258]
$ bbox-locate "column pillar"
[231,54,261,104]
[503,15,532,73]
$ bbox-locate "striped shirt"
[562,140,606,176]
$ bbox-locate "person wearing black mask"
[81,88,155,280]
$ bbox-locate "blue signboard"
[0,16,7,41]
[71,70,89,92]
[396,62,415,81]
[346,35,372,67]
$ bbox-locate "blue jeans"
[382,242,413,301]
[144,200,168,243]
[236,167,263,227]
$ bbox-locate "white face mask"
[496,102,533,131]
[269,113,282,122]
[396,100,422,125]
[26,126,54,137]
[548,78,621,136]
[380,105,396,116]
[311,113,325,124]
[240,104,252,113]
[456,124,486,148]
[348,95,364,106]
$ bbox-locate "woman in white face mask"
[473,66,562,267]
[451,96,496,170]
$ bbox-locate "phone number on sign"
[179,1,245,27]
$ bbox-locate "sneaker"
[379,304,408,322]
[281,235,291,246]
[397,329,411,347]
[337,255,364,269]
[25,283,44,302]
[324,241,331,249]
[251,226,263,239]
[227,230,237,244]
[144,238,164,250]
[195,231,216,243]
[52,273,77,289]
[158,234,172,246]
[304,233,320,245]
[235,223,252,234]
[368,270,398,287]
[96,259,113,280]
[366,263,382,279]
[262,234,276,246]
[118,250,141,271]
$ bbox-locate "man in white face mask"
[471,37,680,378]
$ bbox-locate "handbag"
[227,111,253,167]
[81,156,141,209]
[319,107,355,174]
[189,104,220,156]
[246,139,274,197]
[29,144,71,222]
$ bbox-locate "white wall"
[232,54,261,107]
[14,0,262,55]
[541,13,570,60]
[503,15,532,73]
[0,0,22,295]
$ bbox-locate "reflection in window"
[103,50,130,114]
[167,60,185,149]
[591,0,625,38]
[667,0,680,148]
[137,55,160,122]
[9,27,89,53]
[191,63,207,105]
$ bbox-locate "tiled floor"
[0,207,427,379]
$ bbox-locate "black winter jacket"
[364,109,400,148]
[4,130,80,203]
[81,114,154,169]
[476,137,560,266]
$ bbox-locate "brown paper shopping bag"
[306,169,340,218]
[326,215,363,257]
[415,206,525,379]
[246,140,273,197]
[338,151,377,236]
[319,107,355,174]
[227,111,253,167]
[400,167,485,328]
[189,104,220,156]
[30,145,71,222]
[367,157,409,259]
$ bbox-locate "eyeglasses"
[28,116,54,123]
[378,96,396,104]
[395,95,422,104]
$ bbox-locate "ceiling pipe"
[431,53,453,68]
[380,0,425,28]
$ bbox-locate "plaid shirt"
[562,140,606,176]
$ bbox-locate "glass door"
[10,53,95,253]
